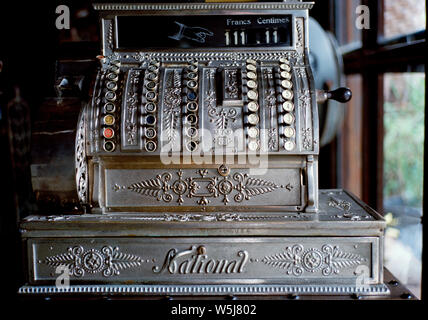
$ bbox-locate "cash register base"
[19,190,389,296]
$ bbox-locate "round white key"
[284,126,295,138]
[248,140,259,151]
[247,101,259,112]
[247,71,257,80]
[280,64,291,72]
[247,80,257,89]
[248,113,259,125]
[280,71,292,79]
[283,101,294,112]
[281,79,292,89]
[282,90,293,100]
[284,140,295,151]
[283,113,295,124]
[247,90,258,100]
[246,64,257,72]
[248,127,259,139]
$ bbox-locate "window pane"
[384,0,426,38]
[335,0,362,46]
[339,74,363,198]
[383,72,424,299]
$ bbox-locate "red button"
[103,127,114,139]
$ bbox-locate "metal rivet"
[217,164,230,177]
[197,246,207,255]
[279,57,290,64]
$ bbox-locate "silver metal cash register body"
[19,2,389,296]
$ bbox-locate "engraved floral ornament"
[41,246,143,277]
[258,244,365,276]
[113,167,293,206]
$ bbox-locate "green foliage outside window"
[383,74,425,208]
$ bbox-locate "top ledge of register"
[92,2,315,12]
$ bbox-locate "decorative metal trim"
[114,169,293,206]
[108,51,300,64]
[122,69,142,147]
[41,246,143,277]
[328,196,361,220]
[162,69,183,144]
[262,67,279,151]
[258,244,365,276]
[75,108,88,203]
[19,283,390,296]
[94,3,315,11]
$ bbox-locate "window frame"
[331,0,426,299]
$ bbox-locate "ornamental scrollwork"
[41,246,143,277]
[114,167,293,206]
[75,109,88,204]
[259,244,365,276]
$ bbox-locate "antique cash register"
[19,1,389,296]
